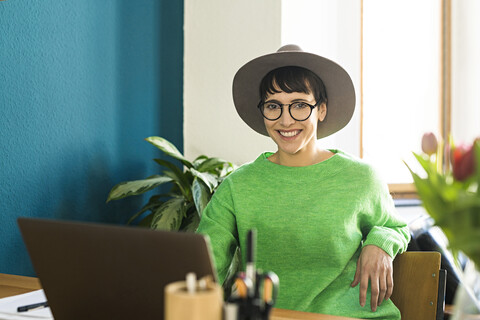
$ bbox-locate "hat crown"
[277,44,303,53]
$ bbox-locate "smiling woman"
[196,45,410,319]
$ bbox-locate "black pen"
[17,301,49,312]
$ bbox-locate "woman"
[197,45,410,319]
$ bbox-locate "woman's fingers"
[377,270,387,307]
[385,267,394,301]
[355,245,394,312]
[350,257,361,288]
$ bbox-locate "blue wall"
[0,0,184,276]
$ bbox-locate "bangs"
[259,66,327,104]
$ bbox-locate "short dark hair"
[259,66,328,105]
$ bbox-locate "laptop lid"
[17,217,217,320]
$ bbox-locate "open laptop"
[17,217,217,320]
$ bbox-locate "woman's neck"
[268,147,334,167]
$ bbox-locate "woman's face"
[263,90,326,158]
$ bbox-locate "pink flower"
[452,143,476,181]
[421,132,438,156]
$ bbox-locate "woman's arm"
[196,180,239,284]
[352,165,411,312]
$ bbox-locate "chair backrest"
[391,251,446,320]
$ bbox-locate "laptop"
[17,217,217,320]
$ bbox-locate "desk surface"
[0,273,42,298]
[0,273,360,320]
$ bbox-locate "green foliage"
[406,141,480,267]
[107,136,236,231]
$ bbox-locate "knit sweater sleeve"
[196,178,238,284]
[360,166,411,258]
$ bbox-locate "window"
[362,0,441,185]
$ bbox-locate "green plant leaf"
[145,136,193,168]
[196,157,230,173]
[194,155,209,161]
[181,210,201,232]
[126,196,164,225]
[155,160,192,200]
[474,140,480,188]
[163,171,191,201]
[190,168,218,192]
[138,212,154,228]
[192,177,211,218]
[151,197,185,231]
[221,162,236,176]
[406,166,446,221]
[412,152,436,176]
[154,159,187,181]
[106,175,173,202]
[223,247,242,299]
[193,155,209,168]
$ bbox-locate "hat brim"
[232,50,356,139]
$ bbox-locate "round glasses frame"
[257,101,320,121]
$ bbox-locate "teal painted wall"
[0,0,184,276]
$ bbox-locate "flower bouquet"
[406,133,480,268]
[406,133,480,317]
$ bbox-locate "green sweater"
[197,150,410,319]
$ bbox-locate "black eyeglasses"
[258,101,320,121]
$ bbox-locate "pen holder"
[227,297,273,320]
[165,279,223,320]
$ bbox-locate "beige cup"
[165,278,223,320]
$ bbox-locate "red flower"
[452,144,476,181]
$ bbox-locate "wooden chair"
[391,251,447,320]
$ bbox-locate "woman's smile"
[277,129,302,139]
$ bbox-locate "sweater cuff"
[363,227,409,258]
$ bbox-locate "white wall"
[281,0,361,155]
[452,0,480,144]
[184,0,281,165]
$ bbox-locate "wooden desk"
[0,273,360,320]
[0,273,41,298]
[271,309,362,320]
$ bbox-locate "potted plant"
[107,136,236,231]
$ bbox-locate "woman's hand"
[350,245,393,312]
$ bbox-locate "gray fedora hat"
[232,44,356,139]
